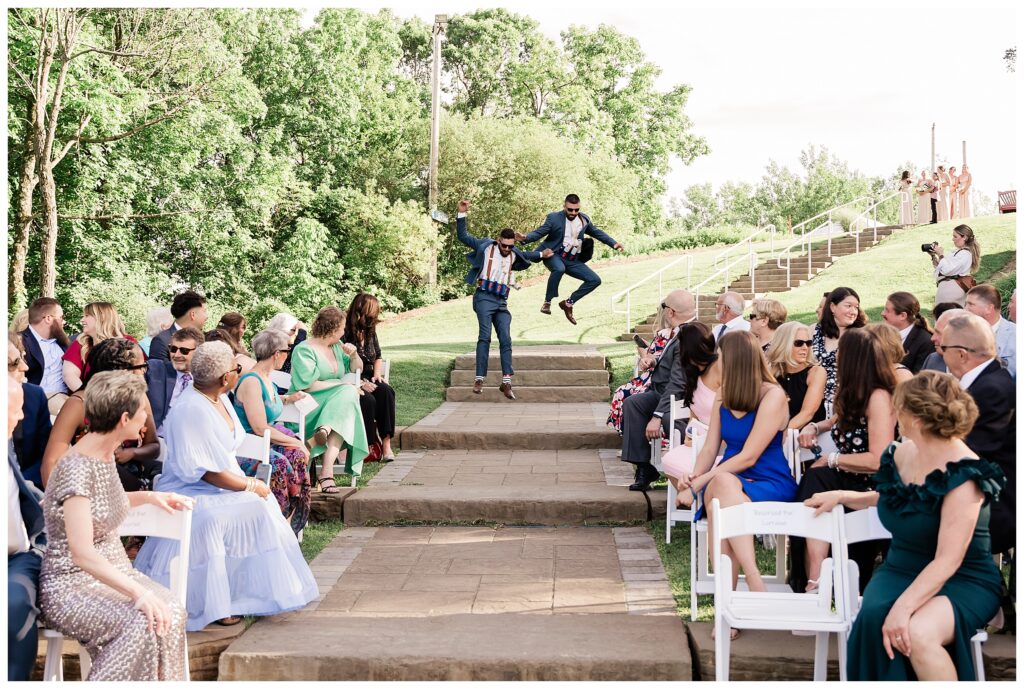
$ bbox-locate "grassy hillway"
[381,214,1015,427]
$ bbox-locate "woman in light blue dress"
[134,341,318,630]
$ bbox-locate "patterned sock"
[565,299,574,306]
[475,376,485,383]
[502,375,512,385]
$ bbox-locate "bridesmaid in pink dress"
[936,167,950,222]
[898,171,914,225]
[916,171,931,225]
[958,165,972,218]
[660,322,721,506]
[948,166,959,218]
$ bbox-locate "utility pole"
[962,140,967,168]
[427,14,447,286]
[930,122,935,171]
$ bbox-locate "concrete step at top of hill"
[446,386,610,403]
[453,345,605,372]
[450,369,609,387]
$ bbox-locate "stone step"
[446,386,610,403]
[220,609,689,681]
[344,484,658,525]
[453,346,605,372]
[450,369,608,387]
[402,427,619,450]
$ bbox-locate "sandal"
[805,578,819,593]
[318,476,341,494]
[216,616,242,626]
[381,452,396,463]
[312,426,330,448]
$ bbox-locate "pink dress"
[916,182,931,225]
[937,174,950,222]
[662,377,718,480]
[899,180,914,225]
[958,173,972,218]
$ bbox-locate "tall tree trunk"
[10,99,38,311]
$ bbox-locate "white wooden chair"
[277,394,319,447]
[667,411,702,545]
[42,504,193,682]
[649,395,688,474]
[380,358,391,384]
[711,499,851,681]
[840,508,989,681]
[270,369,291,391]
[235,428,272,484]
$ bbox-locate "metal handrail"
[713,222,777,268]
[774,196,876,289]
[848,191,901,240]
[788,196,871,237]
[609,254,693,333]
[691,224,776,315]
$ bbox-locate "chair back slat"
[270,369,292,391]
[118,503,193,606]
[842,507,891,545]
[714,500,838,541]
[235,428,271,464]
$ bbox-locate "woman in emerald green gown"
[805,371,1004,680]
[288,306,369,493]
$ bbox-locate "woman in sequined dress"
[38,372,193,681]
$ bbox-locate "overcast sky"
[301,0,1017,202]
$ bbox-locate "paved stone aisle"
[220,346,690,680]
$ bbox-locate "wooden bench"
[998,190,1016,213]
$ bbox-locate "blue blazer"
[19,328,67,388]
[147,325,176,362]
[146,359,179,432]
[8,441,46,551]
[457,216,543,287]
[12,383,51,486]
[522,210,618,254]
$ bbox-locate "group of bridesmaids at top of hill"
[898,165,972,226]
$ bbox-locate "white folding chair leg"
[714,613,729,681]
[837,630,848,681]
[689,521,698,622]
[971,630,987,681]
[78,648,92,679]
[813,632,829,681]
[666,482,676,544]
[43,631,64,681]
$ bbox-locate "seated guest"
[620,290,694,491]
[814,291,830,322]
[217,312,248,349]
[267,312,306,375]
[138,306,172,356]
[344,293,397,461]
[38,372,191,680]
[965,284,1016,377]
[866,323,914,384]
[712,291,750,340]
[9,334,51,485]
[680,331,797,639]
[289,307,369,493]
[62,302,136,392]
[609,305,678,434]
[881,291,934,373]
[205,327,256,376]
[662,322,720,505]
[747,298,787,351]
[134,342,318,629]
[148,290,208,362]
[812,287,867,417]
[920,308,967,373]
[41,339,161,492]
[791,328,896,594]
[807,372,1004,680]
[9,308,30,335]
[20,297,70,415]
[939,314,1016,556]
[146,327,202,435]
[8,378,47,681]
[769,322,828,453]
[233,329,313,536]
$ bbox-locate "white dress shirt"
[562,216,584,255]
[28,325,69,394]
[957,358,995,391]
[714,315,750,340]
[899,324,914,343]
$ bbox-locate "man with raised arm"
[457,200,552,400]
[515,193,623,325]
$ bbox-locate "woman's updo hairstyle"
[893,370,978,439]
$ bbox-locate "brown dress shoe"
[499,381,516,400]
[558,300,577,325]
[473,379,484,394]
[540,302,552,315]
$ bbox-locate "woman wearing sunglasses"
[40,338,161,492]
[766,322,827,442]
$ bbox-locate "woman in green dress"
[288,306,369,493]
[806,371,1004,680]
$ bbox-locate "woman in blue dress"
[806,371,1004,680]
[134,341,318,630]
[680,331,798,637]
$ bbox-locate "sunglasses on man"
[167,345,196,355]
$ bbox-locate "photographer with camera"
[928,224,980,307]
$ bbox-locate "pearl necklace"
[198,390,222,406]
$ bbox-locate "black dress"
[776,365,827,424]
[342,330,396,446]
[788,416,883,593]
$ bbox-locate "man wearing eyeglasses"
[146,327,203,434]
[939,313,1016,557]
[457,200,553,400]
[514,193,624,325]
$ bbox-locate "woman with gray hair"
[231,329,313,535]
[138,307,172,357]
[134,341,318,629]
[266,312,305,374]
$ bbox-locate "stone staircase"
[445,345,610,403]
[618,225,900,339]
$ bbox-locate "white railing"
[691,250,761,316]
[609,253,693,333]
[848,191,902,245]
[713,222,777,269]
[774,196,876,289]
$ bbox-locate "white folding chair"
[270,369,292,391]
[380,359,391,384]
[783,429,803,483]
[650,395,687,474]
[43,504,194,682]
[840,508,989,681]
[667,412,702,545]
[711,499,851,681]
[236,428,272,484]
[277,394,319,447]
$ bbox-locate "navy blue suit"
[8,441,46,681]
[145,359,179,433]
[147,324,176,362]
[458,215,542,377]
[522,210,619,305]
[19,327,67,388]
[12,383,51,486]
